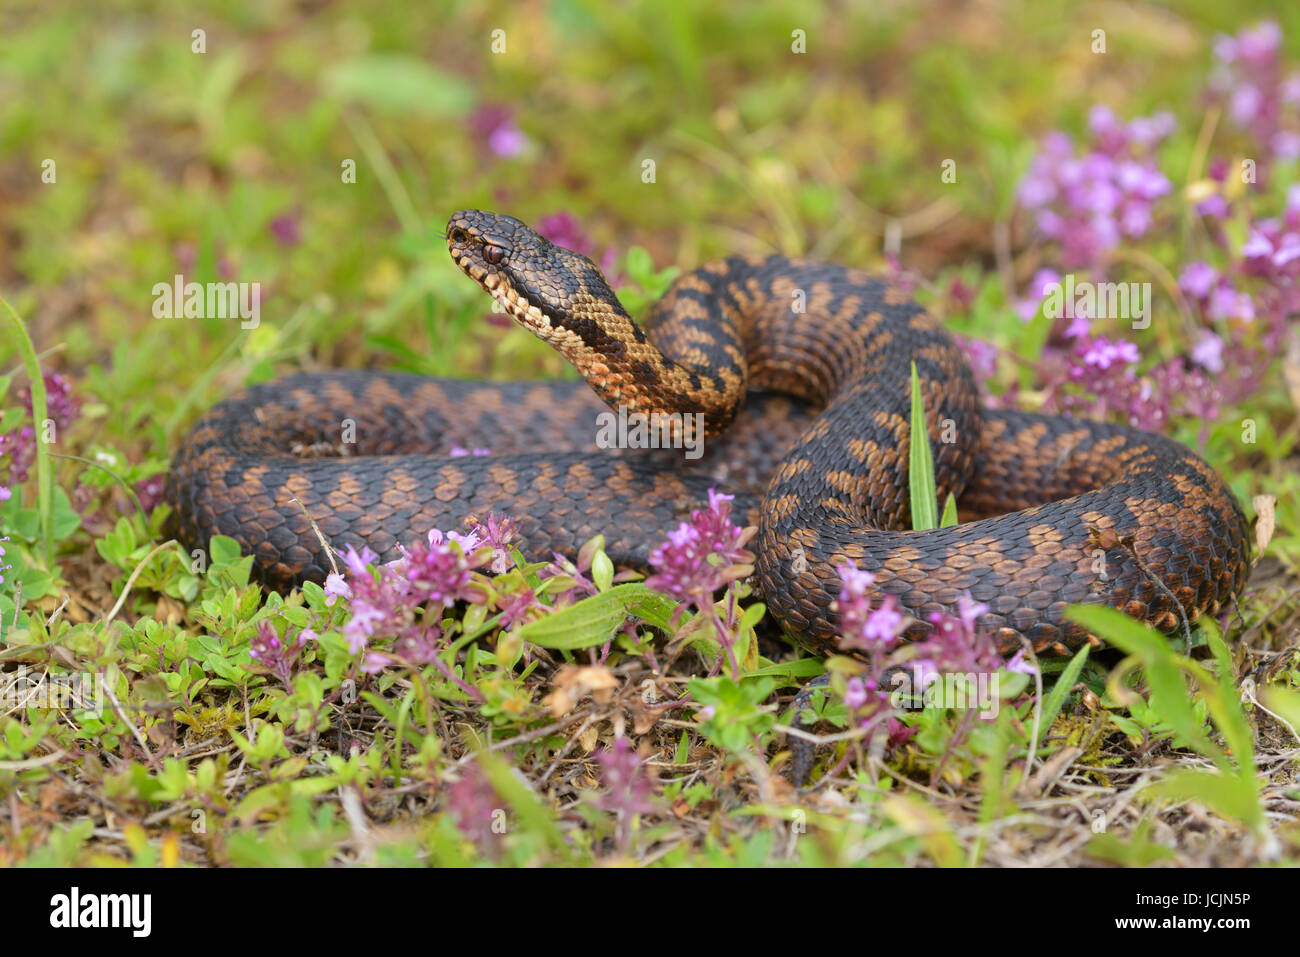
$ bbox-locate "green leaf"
[208,535,244,566]
[0,295,53,565]
[1261,685,1300,732]
[940,493,958,528]
[1147,769,1263,831]
[908,361,939,531]
[591,549,614,592]
[1069,604,1237,775]
[474,748,573,859]
[518,583,676,649]
[324,55,475,117]
[1038,644,1089,745]
[1202,621,1256,782]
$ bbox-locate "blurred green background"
[0,0,1296,460]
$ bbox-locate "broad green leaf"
[208,534,244,566]
[518,582,676,649]
[1147,768,1263,831]
[1071,604,1230,772]
[324,55,474,117]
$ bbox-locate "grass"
[1,0,1299,867]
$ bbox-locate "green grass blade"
[908,361,939,531]
[1037,644,1089,746]
[940,493,959,528]
[0,295,53,567]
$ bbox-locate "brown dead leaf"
[630,702,659,736]
[1252,494,1277,559]
[541,664,620,718]
[155,595,186,625]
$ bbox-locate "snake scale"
[166,210,1251,657]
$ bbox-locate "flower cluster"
[594,736,657,848]
[644,487,756,677]
[1018,106,1174,269]
[830,562,1035,754]
[328,535,479,672]
[1209,21,1300,171]
[249,620,316,686]
[835,564,905,654]
[322,513,550,681]
[645,488,753,603]
[0,371,81,484]
[910,595,1032,689]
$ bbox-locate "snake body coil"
[167,210,1251,656]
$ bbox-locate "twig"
[289,497,339,578]
[103,539,183,625]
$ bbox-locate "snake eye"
[449,227,468,244]
[483,244,505,265]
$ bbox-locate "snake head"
[446,209,627,344]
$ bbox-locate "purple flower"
[467,104,528,159]
[1,372,81,485]
[540,550,599,608]
[133,475,166,513]
[1207,284,1255,322]
[330,527,496,667]
[1210,21,1296,177]
[595,737,656,849]
[248,620,313,686]
[1191,332,1225,374]
[469,512,517,574]
[834,562,906,653]
[863,598,906,646]
[913,593,1002,678]
[1006,650,1038,676]
[324,571,351,606]
[402,538,475,606]
[959,335,998,383]
[1081,337,1139,371]
[268,213,301,246]
[450,445,491,457]
[1017,268,1063,320]
[844,676,870,711]
[446,761,504,855]
[1179,261,1219,300]
[646,486,753,602]
[1018,111,1173,268]
[535,211,621,279]
[498,586,542,631]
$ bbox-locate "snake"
[166,209,1251,657]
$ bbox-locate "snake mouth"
[453,251,550,333]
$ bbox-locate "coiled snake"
[167,210,1251,656]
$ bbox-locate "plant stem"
[0,295,53,568]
